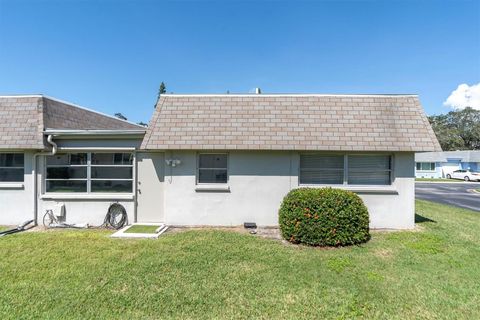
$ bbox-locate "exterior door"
[136,152,165,223]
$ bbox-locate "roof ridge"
[160,93,419,97]
[41,95,145,129]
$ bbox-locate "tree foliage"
[154,82,167,108]
[428,107,480,150]
[114,113,127,121]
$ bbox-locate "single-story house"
[0,93,440,229]
[415,151,480,178]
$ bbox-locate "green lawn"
[124,225,160,234]
[0,200,479,319]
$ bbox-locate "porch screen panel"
[91,153,133,193]
[46,153,87,192]
[347,155,392,185]
[299,154,344,184]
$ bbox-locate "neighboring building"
[415,151,480,179]
[1,93,440,229]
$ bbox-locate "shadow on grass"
[415,213,436,224]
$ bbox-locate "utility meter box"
[51,203,65,218]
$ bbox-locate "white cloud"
[443,83,480,110]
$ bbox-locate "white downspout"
[33,135,57,225]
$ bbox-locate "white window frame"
[44,152,134,194]
[0,152,24,183]
[299,153,394,186]
[196,152,229,185]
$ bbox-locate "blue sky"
[0,0,479,123]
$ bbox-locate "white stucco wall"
[0,151,36,225]
[161,151,416,229]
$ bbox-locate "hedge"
[278,188,370,246]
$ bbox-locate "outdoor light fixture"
[165,159,181,167]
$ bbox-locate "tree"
[428,107,480,150]
[114,113,127,121]
[154,82,167,108]
[137,121,148,127]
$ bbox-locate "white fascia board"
[44,129,146,136]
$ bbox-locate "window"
[300,154,344,184]
[197,154,228,184]
[45,153,133,193]
[299,154,392,186]
[347,155,392,185]
[0,153,24,182]
[416,162,435,171]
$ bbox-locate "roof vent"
[255,87,262,94]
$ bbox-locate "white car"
[446,169,480,182]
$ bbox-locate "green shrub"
[279,188,370,246]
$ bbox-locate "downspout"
[33,135,57,225]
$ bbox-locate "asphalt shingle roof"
[0,95,143,150]
[141,94,442,152]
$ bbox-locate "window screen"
[0,153,24,182]
[299,154,344,184]
[347,155,392,185]
[198,154,228,184]
[45,153,133,193]
[46,153,88,192]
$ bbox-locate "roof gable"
[141,94,441,152]
[0,95,144,150]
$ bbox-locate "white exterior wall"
[162,151,415,229]
[0,151,36,225]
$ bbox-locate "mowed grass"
[124,225,160,234]
[0,200,479,319]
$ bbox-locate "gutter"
[33,135,57,226]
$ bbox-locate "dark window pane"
[300,154,344,170]
[348,172,391,185]
[0,153,24,167]
[91,167,132,179]
[199,154,227,169]
[70,154,87,165]
[416,163,421,170]
[347,155,391,185]
[92,153,133,165]
[198,169,228,183]
[91,180,132,193]
[348,155,390,171]
[46,180,87,192]
[47,167,87,179]
[300,169,344,184]
[47,154,87,165]
[0,168,24,182]
[299,154,344,184]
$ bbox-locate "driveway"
[415,182,480,212]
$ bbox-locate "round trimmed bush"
[279,188,370,246]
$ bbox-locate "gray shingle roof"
[0,95,143,150]
[141,94,442,152]
[416,151,480,163]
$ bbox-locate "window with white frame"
[300,154,392,186]
[416,162,435,171]
[0,153,24,182]
[197,153,228,184]
[45,153,133,193]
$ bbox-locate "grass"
[0,200,479,319]
[124,225,160,234]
